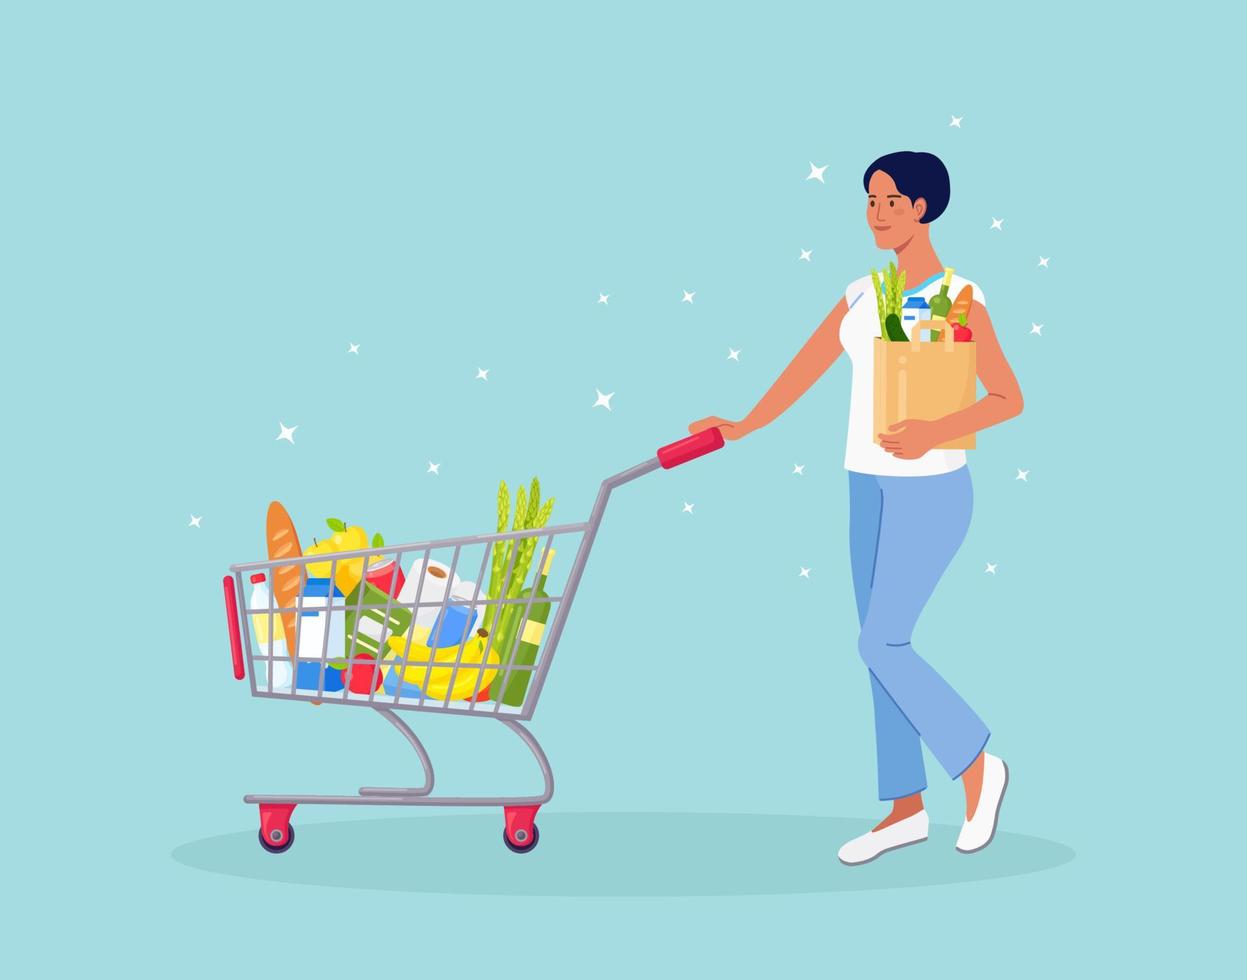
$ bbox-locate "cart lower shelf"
[245,708,551,854]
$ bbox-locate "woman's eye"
[888,200,894,208]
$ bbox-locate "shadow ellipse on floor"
[171,812,1075,896]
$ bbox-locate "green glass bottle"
[488,549,556,706]
[928,267,955,320]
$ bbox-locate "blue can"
[428,604,480,649]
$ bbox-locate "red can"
[365,557,406,597]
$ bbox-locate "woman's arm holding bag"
[879,302,1023,457]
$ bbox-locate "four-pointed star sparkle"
[347,343,360,354]
[276,422,297,443]
[427,461,440,475]
[593,389,615,411]
[793,464,805,475]
[188,515,202,528]
[806,162,827,183]
[682,290,696,303]
[799,249,812,262]
[598,293,609,305]
[682,502,695,514]
[799,567,811,578]
[475,367,490,380]
[1031,323,1044,336]
[950,115,963,128]
[727,348,741,361]
[1016,469,1030,481]
[1038,256,1050,268]
[990,218,1003,230]
[985,562,998,574]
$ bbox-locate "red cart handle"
[657,427,726,469]
[224,575,246,680]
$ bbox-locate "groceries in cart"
[295,576,346,693]
[482,479,556,706]
[247,572,293,692]
[246,479,558,708]
[382,629,500,700]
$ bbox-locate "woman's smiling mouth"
[873,224,892,231]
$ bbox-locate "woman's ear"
[913,197,927,221]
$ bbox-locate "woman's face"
[866,170,926,250]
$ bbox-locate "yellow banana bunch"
[305,518,369,594]
[384,630,500,701]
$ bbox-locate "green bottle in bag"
[488,549,555,706]
[928,267,955,320]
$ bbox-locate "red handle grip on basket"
[224,576,246,681]
[657,427,726,469]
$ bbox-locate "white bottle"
[249,573,293,692]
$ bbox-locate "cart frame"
[223,429,724,853]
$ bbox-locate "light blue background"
[3,1,1240,975]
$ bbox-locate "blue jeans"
[848,467,990,800]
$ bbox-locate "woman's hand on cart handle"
[688,416,753,442]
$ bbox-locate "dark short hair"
[862,151,950,224]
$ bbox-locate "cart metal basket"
[223,428,725,853]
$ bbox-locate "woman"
[690,151,1023,865]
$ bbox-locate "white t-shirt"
[839,271,985,476]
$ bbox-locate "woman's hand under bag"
[689,416,753,441]
[878,418,945,459]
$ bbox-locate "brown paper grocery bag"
[873,321,976,450]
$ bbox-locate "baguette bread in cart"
[223,429,725,854]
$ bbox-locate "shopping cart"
[223,428,725,854]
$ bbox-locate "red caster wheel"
[259,824,295,854]
[503,804,540,853]
[258,803,296,854]
[503,824,539,854]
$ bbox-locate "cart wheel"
[259,824,295,854]
[503,824,539,854]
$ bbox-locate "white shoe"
[838,811,929,866]
[957,754,1009,853]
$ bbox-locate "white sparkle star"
[682,502,695,514]
[1038,256,1050,268]
[347,343,360,354]
[950,115,963,128]
[188,515,202,528]
[682,290,696,304]
[475,367,490,380]
[793,464,805,475]
[593,389,615,411]
[799,249,812,262]
[598,293,609,305]
[427,461,440,475]
[276,422,297,443]
[806,162,827,183]
[985,562,998,574]
[727,348,740,361]
[799,567,811,578]
[1016,469,1029,481]
[1031,323,1044,336]
[990,218,1003,230]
